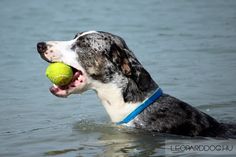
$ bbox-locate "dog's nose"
[37,42,47,54]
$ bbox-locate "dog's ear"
[107,43,156,92]
[106,42,157,102]
[108,43,133,76]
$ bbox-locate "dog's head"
[37,31,157,102]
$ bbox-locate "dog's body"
[37,31,236,138]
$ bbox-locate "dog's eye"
[74,32,86,39]
[74,33,79,39]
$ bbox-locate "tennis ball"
[45,62,73,86]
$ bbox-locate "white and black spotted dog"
[37,31,236,138]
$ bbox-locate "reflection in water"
[45,120,167,156]
[45,120,236,156]
[73,120,169,157]
[45,148,83,156]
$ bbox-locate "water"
[0,0,236,156]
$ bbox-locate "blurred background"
[0,0,236,156]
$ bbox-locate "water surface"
[0,0,236,156]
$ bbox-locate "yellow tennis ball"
[45,62,73,86]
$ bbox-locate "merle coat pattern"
[37,31,236,138]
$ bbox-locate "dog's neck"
[90,76,158,123]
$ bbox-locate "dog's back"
[133,94,236,138]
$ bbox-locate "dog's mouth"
[49,65,87,98]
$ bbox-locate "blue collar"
[116,87,163,125]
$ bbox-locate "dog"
[37,31,236,138]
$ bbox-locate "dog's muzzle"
[36,41,88,98]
